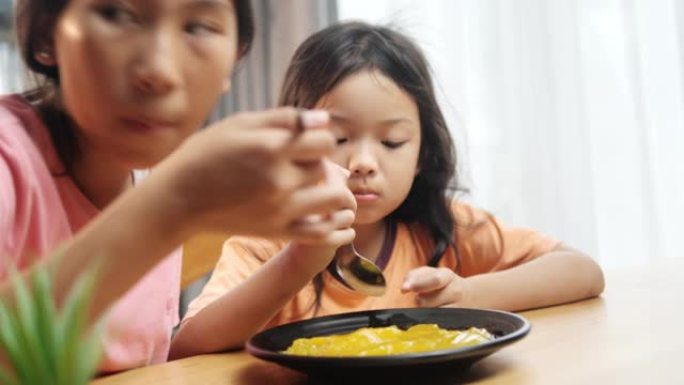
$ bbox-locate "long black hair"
[14,0,255,174]
[279,22,461,312]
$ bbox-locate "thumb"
[324,160,350,184]
[402,267,449,293]
[401,267,423,293]
[323,160,354,205]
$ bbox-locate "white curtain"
[0,0,25,94]
[338,0,684,267]
[0,41,23,93]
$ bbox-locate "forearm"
[1,178,192,321]
[464,248,605,311]
[169,244,330,359]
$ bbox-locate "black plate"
[246,307,530,380]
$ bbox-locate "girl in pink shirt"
[172,22,605,358]
[1,0,354,373]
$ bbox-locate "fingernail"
[300,214,323,225]
[301,110,329,127]
[401,280,411,291]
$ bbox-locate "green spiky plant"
[0,261,104,385]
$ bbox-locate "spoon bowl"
[334,244,386,296]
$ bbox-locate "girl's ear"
[222,78,232,93]
[34,44,57,66]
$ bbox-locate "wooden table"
[92,258,684,384]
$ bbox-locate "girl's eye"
[336,137,349,145]
[96,4,137,25]
[185,21,220,36]
[382,140,406,149]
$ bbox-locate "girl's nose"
[349,143,378,177]
[132,35,181,95]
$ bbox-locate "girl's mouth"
[353,192,379,203]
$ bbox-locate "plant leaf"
[33,263,59,379]
[0,258,104,385]
[0,275,38,385]
[56,267,98,385]
[10,269,53,384]
[73,320,105,385]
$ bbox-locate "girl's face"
[317,70,421,226]
[51,0,238,168]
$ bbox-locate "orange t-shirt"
[185,203,560,328]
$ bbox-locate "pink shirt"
[0,94,180,372]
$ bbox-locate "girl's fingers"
[275,148,340,192]
[288,216,337,242]
[288,219,355,245]
[280,160,327,190]
[326,228,356,247]
[226,108,337,183]
[270,108,334,164]
[288,209,355,243]
[415,290,452,308]
[286,183,355,220]
[217,108,332,162]
[240,107,329,131]
[401,267,453,293]
[332,209,356,229]
[323,160,351,186]
[285,129,335,164]
[298,109,331,130]
[249,110,336,182]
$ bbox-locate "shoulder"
[0,95,45,197]
[0,95,32,144]
[449,199,558,244]
[449,199,536,245]
[0,94,53,167]
[448,199,505,259]
[0,94,39,131]
[0,94,57,188]
[0,96,55,266]
[449,199,561,272]
[449,199,498,234]
[398,200,496,254]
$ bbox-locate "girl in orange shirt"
[172,22,605,358]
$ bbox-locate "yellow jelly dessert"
[284,324,493,357]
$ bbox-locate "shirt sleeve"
[0,143,17,270]
[182,236,284,321]
[453,202,561,277]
